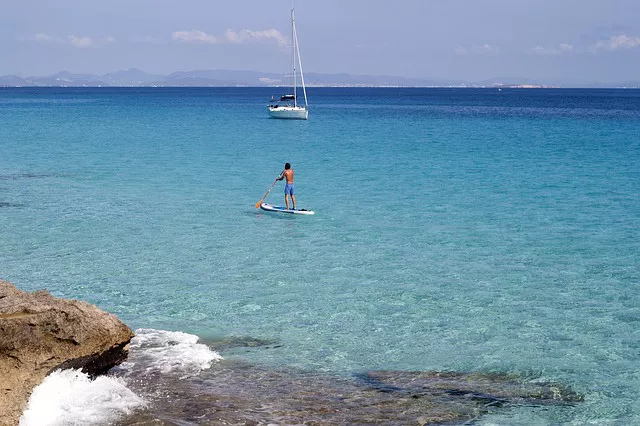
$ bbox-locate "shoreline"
[1,281,584,424]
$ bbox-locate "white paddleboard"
[260,203,315,215]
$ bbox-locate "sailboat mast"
[291,7,297,108]
[293,16,308,109]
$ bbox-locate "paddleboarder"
[276,163,296,210]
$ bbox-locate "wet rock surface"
[0,280,134,426]
[117,359,582,425]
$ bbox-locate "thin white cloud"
[32,33,57,43]
[454,43,499,56]
[172,28,287,46]
[533,43,573,55]
[533,45,549,55]
[68,35,94,48]
[454,46,468,55]
[592,34,640,51]
[23,33,63,43]
[172,30,218,44]
[23,33,114,48]
[227,29,287,46]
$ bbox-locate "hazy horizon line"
[1,68,639,89]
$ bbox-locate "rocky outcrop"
[0,280,134,426]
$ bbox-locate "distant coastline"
[1,68,638,89]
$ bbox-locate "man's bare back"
[283,168,294,184]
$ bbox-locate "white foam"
[19,369,145,426]
[18,329,219,425]
[128,328,222,376]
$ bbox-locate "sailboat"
[268,6,308,120]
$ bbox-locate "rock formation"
[0,280,134,426]
[117,358,583,425]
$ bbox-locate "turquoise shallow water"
[1,87,639,424]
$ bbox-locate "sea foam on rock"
[0,280,134,426]
[18,369,145,426]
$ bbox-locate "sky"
[1,0,639,84]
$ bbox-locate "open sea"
[1,87,639,425]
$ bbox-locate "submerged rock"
[360,370,584,405]
[0,280,134,426]
[116,359,582,425]
[202,335,282,352]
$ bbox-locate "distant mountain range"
[0,68,638,88]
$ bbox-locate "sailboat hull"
[268,106,308,120]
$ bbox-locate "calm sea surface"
[1,87,639,424]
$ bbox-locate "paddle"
[255,171,283,208]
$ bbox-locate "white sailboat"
[268,6,308,120]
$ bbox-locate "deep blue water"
[1,87,639,424]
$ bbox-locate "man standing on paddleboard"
[276,163,296,210]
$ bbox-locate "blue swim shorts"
[284,183,295,195]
